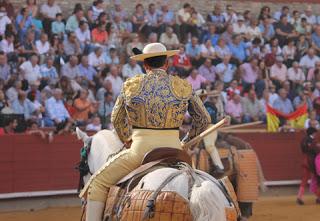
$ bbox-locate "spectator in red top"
[65,97,76,118]
[91,22,108,45]
[0,118,17,135]
[264,45,278,67]
[173,45,192,77]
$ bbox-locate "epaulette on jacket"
[123,74,144,98]
[169,75,192,100]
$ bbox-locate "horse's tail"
[190,180,227,221]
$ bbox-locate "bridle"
[75,137,93,192]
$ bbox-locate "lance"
[182,117,229,150]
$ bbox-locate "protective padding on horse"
[105,189,193,221]
[198,149,211,172]
[218,148,231,159]
[225,207,238,221]
[236,149,259,202]
[221,177,241,218]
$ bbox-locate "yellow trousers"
[80,129,181,202]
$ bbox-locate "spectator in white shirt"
[282,38,296,67]
[122,59,142,80]
[45,88,73,133]
[222,5,237,24]
[159,26,180,50]
[288,61,305,87]
[200,39,216,60]
[61,55,80,80]
[232,15,247,36]
[35,33,50,55]
[300,48,320,71]
[246,18,262,41]
[40,0,61,20]
[304,110,319,129]
[0,6,11,37]
[6,80,22,104]
[40,0,62,34]
[313,81,320,97]
[105,65,123,99]
[270,56,288,85]
[88,47,105,71]
[20,55,41,84]
[75,20,91,51]
[301,6,317,26]
[216,55,236,84]
[0,33,14,53]
[86,116,102,131]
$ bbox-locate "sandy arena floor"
[0,195,319,221]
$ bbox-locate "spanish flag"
[266,103,308,132]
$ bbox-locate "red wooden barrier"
[235,132,304,181]
[0,134,81,194]
[0,131,304,194]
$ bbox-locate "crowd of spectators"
[1,0,320,136]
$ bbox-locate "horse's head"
[76,127,91,146]
[75,127,93,191]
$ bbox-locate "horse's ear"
[76,127,89,142]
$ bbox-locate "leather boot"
[211,164,225,179]
[86,200,105,221]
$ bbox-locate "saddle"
[117,147,192,187]
[104,148,194,221]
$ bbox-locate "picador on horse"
[78,42,241,221]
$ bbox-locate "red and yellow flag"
[266,103,308,132]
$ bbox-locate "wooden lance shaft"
[182,117,228,150]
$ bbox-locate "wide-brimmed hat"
[130,43,179,61]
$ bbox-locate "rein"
[75,137,93,192]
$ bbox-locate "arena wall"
[0,131,304,196]
[10,0,320,18]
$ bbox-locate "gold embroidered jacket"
[111,69,211,143]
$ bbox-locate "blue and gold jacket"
[111,69,211,143]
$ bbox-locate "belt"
[132,126,179,130]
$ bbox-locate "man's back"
[121,69,192,129]
[111,69,210,143]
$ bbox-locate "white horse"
[76,128,235,221]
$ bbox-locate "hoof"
[296,198,304,205]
